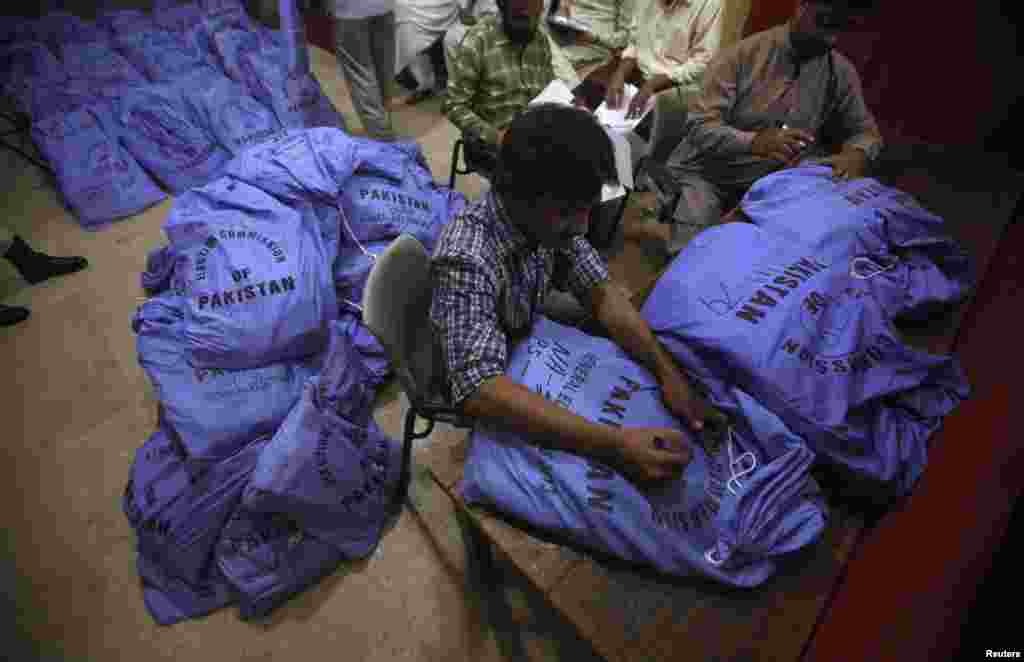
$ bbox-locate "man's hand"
[818,148,869,181]
[496,127,508,145]
[657,368,716,432]
[626,81,654,119]
[752,127,816,163]
[605,69,627,109]
[615,426,693,484]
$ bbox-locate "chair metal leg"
[392,406,437,518]
[449,138,464,189]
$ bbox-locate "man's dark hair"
[495,103,617,208]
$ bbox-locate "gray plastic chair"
[362,234,473,514]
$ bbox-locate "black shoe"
[4,236,89,285]
[0,304,30,327]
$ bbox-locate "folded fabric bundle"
[163,176,338,369]
[641,219,971,494]
[116,82,232,193]
[31,104,167,228]
[115,29,212,83]
[461,317,827,586]
[215,507,345,620]
[136,551,235,626]
[133,294,322,461]
[243,314,399,558]
[123,423,268,585]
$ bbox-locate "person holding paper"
[443,0,555,173]
[643,0,882,255]
[550,0,635,75]
[431,104,717,486]
[605,0,723,164]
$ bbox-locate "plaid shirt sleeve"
[555,236,610,303]
[430,240,510,407]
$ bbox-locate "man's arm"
[443,27,502,145]
[433,249,690,483]
[585,279,712,430]
[825,56,883,173]
[661,0,724,94]
[684,41,763,159]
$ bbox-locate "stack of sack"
[641,165,973,495]
[126,128,468,624]
[1,0,344,228]
[461,166,972,585]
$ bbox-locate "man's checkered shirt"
[430,192,609,405]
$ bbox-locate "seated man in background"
[605,0,724,165]
[443,0,555,175]
[443,0,499,74]
[430,104,715,486]
[637,0,882,255]
[549,0,635,78]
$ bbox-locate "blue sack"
[96,9,155,36]
[243,314,399,557]
[59,41,147,88]
[211,27,285,86]
[641,222,971,493]
[1,41,67,113]
[123,422,268,585]
[154,1,203,33]
[740,165,975,321]
[117,83,232,194]
[117,29,211,82]
[216,508,345,620]
[133,294,322,460]
[25,80,97,122]
[181,68,282,156]
[242,54,345,131]
[142,246,176,294]
[31,105,167,229]
[164,176,338,369]
[460,317,827,586]
[136,552,235,626]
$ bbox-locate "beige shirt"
[673,23,883,175]
[559,0,635,53]
[622,0,723,94]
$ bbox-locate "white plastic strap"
[725,427,758,496]
[850,254,898,280]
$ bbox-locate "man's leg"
[334,14,395,141]
[648,88,693,165]
[665,173,729,254]
[368,11,397,112]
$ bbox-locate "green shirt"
[443,16,555,146]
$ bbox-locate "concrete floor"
[0,46,657,661]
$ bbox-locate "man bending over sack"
[430,103,717,485]
[635,0,883,255]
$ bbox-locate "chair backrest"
[362,234,444,408]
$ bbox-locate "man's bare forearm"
[590,282,678,386]
[462,374,622,463]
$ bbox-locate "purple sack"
[1,41,67,113]
[24,79,97,122]
[211,27,285,92]
[136,552,235,625]
[31,105,167,229]
[123,423,268,585]
[117,29,211,82]
[461,317,827,585]
[154,1,203,33]
[59,41,147,88]
[133,294,322,461]
[164,176,338,369]
[117,83,232,193]
[641,222,971,493]
[242,314,399,557]
[180,67,282,156]
[242,54,345,131]
[96,9,155,36]
[215,508,344,620]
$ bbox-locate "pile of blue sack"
[460,166,973,587]
[127,128,467,624]
[0,0,343,229]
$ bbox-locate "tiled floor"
[1,46,660,661]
